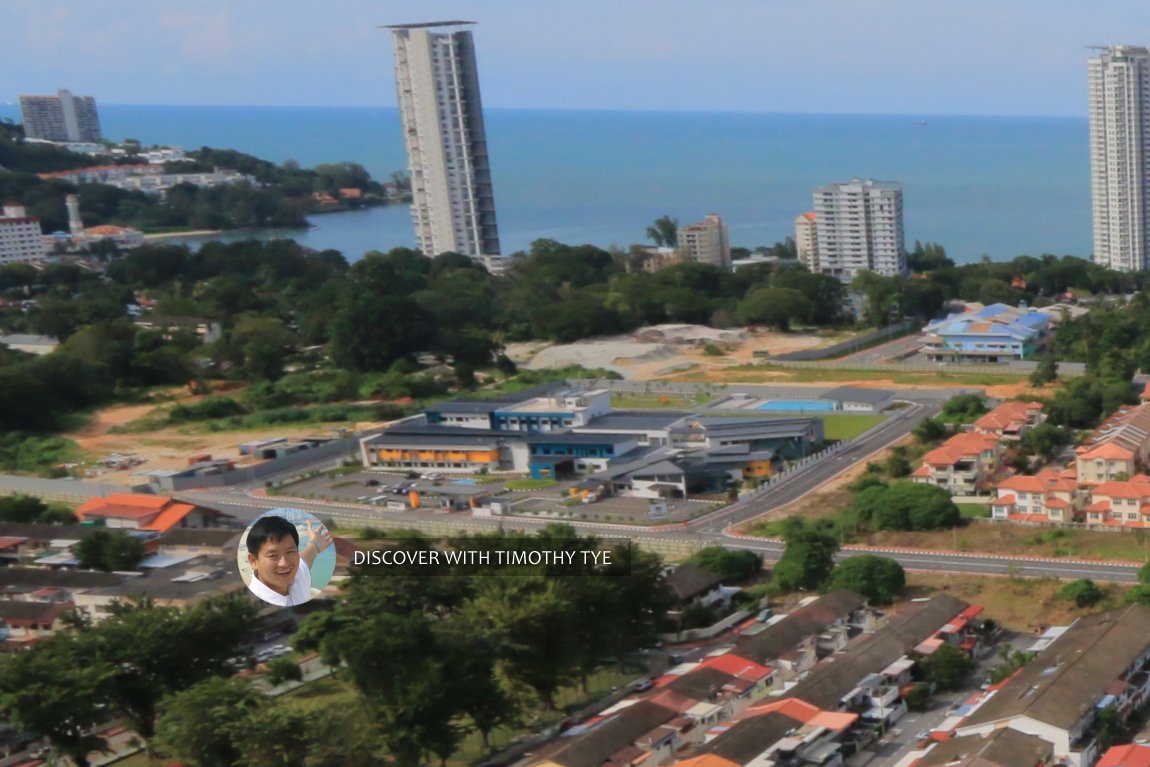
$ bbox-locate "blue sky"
[4,1,1150,116]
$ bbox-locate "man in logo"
[245,515,333,606]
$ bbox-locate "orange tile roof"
[1093,481,1150,500]
[75,493,207,533]
[1099,743,1150,767]
[84,225,128,235]
[991,494,1017,506]
[675,757,740,767]
[802,212,816,221]
[1007,513,1052,523]
[1044,498,1070,508]
[1142,383,1150,401]
[911,465,931,477]
[974,401,1042,431]
[699,653,773,681]
[1080,442,1136,461]
[997,475,1046,493]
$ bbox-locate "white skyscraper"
[1088,45,1150,272]
[387,21,501,263]
[810,179,905,280]
[677,214,731,268]
[19,89,102,143]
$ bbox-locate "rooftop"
[962,604,1150,731]
[733,590,866,665]
[917,727,1054,767]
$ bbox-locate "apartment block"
[810,179,905,280]
[19,89,102,142]
[677,214,731,269]
[388,22,501,262]
[1089,46,1150,272]
[0,204,46,264]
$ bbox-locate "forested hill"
[0,119,403,233]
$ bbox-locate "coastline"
[143,229,224,241]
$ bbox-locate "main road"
[180,390,1143,585]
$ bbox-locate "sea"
[0,103,1092,264]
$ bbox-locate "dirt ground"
[508,324,848,379]
[62,396,356,486]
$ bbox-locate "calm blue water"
[0,103,1091,263]
[756,401,836,412]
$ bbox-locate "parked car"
[363,478,381,487]
[630,679,654,692]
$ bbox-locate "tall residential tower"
[1088,46,1150,272]
[807,179,905,281]
[19,89,102,143]
[387,21,501,263]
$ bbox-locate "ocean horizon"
[0,103,1093,264]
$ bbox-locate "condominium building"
[794,211,818,272]
[0,205,46,264]
[387,21,501,262]
[676,213,730,268]
[19,89,102,143]
[1089,46,1150,272]
[810,179,905,280]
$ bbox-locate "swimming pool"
[755,400,836,412]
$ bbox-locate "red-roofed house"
[991,469,1081,523]
[1084,480,1150,528]
[973,401,1045,440]
[1098,743,1150,767]
[911,432,1003,495]
[1075,402,1150,483]
[75,494,228,533]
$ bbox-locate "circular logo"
[237,509,336,606]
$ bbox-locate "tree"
[857,483,961,532]
[904,683,931,712]
[74,596,258,746]
[773,522,839,591]
[940,394,987,422]
[1030,355,1059,387]
[1060,579,1104,607]
[155,676,265,767]
[0,636,116,767]
[265,656,303,686]
[0,494,47,523]
[687,547,763,583]
[646,215,679,248]
[922,644,974,690]
[913,417,948,444]
[826,556,906,604]
[74,529,147,571]
[737,287,814,330]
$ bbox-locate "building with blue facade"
[921,303,1050,362]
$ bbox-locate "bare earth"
[63,397,350,487]
[510,324,849,379]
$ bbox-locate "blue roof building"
[922,303,1050,362]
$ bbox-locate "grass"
[505,478,559,491]
[905,572,1131,632]
[673,365,1029,387]
[958,503,992,519]
[819,414,886,440]
[610,393,706,409]
[861,522,1150,562]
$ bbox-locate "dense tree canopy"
[826,555,906,604]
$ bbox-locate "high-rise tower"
[19,89,102,143]
[386,21,501,263]
[810,179,905,281]
[1088,46,1150,272]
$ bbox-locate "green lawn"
[505,478,559,491]
[610,393,707,409]
[820,414,887,440]
[958,502,992,519]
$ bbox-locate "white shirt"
[247,559,312,606]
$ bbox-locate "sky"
[4,1,1150,116]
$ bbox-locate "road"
[178,381,1141,585]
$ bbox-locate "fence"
[0,474,150,503]
[152,437,363,491]
[771,320,916,361]
[759,359,1087,377]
